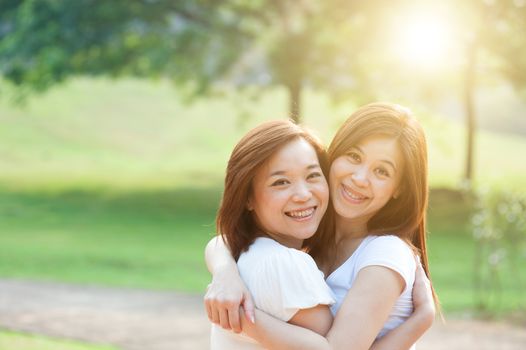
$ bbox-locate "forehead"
[260,138,319,173]
[355,135,402,162]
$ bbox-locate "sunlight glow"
[392,14,455,69]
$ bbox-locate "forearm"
[205,236,237,275]
[239,266,411,350]
[204,236,254,331]
[370,307,434,350]
[241,309,331,350]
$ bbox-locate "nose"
[351,167,369,187]
[292,182,312,202]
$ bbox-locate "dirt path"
[0,279,524,349]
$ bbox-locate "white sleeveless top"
[326,235,416,343]
[210,237,335,349]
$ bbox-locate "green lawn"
[0,78,525,317]
[1,78,525,191]
[0,330,117,350]
[0,187,218,291]
[427,189,526,316]
[0,186,524,316]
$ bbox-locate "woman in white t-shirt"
[208,118,434,349]
[210,120,335,349]
[206,103,438,349]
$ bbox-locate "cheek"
[316,183,330,203]
[329,163,344,187]
[373,179,397,199]
[254,190,275,211]
[328,175,337,191]
[259,190,289,210]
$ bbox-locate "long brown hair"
[216,120,328,260]
[309,102,439,307]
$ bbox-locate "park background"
[0,1,525,349]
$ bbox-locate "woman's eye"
[348,152,361,163]
[307,172,322,180]
[375,168,390,177]
[271,179,289,186]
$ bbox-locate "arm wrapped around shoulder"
[244,247,335,322]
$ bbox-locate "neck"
[335,214,369,241]
[326,215,369,274]
[261,231,303,250]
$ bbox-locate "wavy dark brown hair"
[216,120,328,260]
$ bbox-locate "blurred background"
[0,0,525,348]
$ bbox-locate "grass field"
[0,78,525,317]
[0,187,217,291]
[1,78,526,191]
[0,186,524,316]
[0,330,117,350]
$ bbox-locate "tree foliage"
[1,0,526,122]
[0,0,391,120]
[0,0,247,93]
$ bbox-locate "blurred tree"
[0,0,388,122]
[459,0,526,183]
[0,1,244,95]
[2,0,524,182]
[364,0,526,184]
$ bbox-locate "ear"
[393,188,400,199]
[247,197,254,211]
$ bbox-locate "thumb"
[242,291,255,323]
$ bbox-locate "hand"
[204,269,255,333]
[412,259,435,327]
[238,306,259,339]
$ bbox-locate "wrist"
[213,262,239,279]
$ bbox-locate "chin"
[302,228,319,239]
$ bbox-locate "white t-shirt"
[211,237,335,350]
[326,235,416,341]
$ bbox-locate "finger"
[228,303,241,333]
[219,308,231,330]
[204,298,213,322]
[243,293,256,323]
[210,302,221,325]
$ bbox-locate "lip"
[340,183,369,204]
[285,206,317,221]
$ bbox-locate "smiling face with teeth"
[249,138,329,249]
[329,135,403,233]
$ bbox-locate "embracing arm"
[203,236,255,332]
[241,265,432,350]
[204,236,236,275]
[372,262,435,349]
[205,236,333,336]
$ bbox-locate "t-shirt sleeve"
[248,248,335,322]
[355,236,416,292]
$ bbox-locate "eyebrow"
[353,145,397,171]
[269,163,320,177]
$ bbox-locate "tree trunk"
[287,82,302,124]
[464,42,477,184]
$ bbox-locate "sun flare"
[392,13,455,68]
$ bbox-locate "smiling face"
[249,138,329,249]
[329,135,403,230]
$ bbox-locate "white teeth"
[286,208,315,218]
[343,186,366,200]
